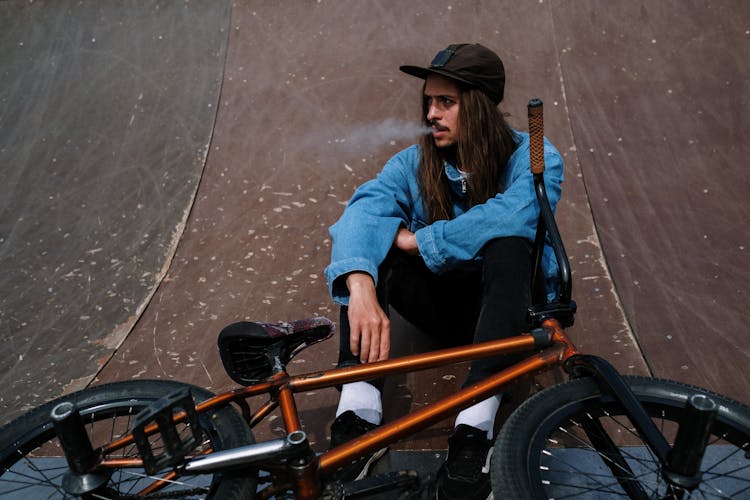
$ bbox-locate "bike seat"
[218,317,334,385]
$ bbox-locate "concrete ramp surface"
[1,0,748,454]
[1,0,231,415]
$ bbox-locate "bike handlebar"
[527,98,545,175]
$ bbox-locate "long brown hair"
[418,85,517,222]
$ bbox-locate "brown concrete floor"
[1,0,748,455]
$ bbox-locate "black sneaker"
[435,424,493,500]
[329,411,387,482]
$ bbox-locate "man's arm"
[347,228,417,362]
[325,147,420,305]
[415,143,563,273]
[394,227,419,255]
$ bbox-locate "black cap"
[400,43,505,104]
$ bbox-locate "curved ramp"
[554,2,750,399]
[1,1,748,458]
[0,0,231,419]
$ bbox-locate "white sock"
[454,394,502,439]
[336,382,382,425]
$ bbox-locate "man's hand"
[346,272,390,363]
[394,228,419,255]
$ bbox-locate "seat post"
[278,383,303,432]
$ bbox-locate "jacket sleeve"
[415,139,564,273]
[325,148,418,304]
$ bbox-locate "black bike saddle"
[218,317,335,385]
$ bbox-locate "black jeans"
[337,236,532,390]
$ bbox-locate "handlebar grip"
[528,98,545,175]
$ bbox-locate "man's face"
[424,74,461,149]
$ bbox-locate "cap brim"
[399,65,431,79]
[399,65,475,87]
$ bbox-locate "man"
[324,43,564,499]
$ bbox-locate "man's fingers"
[346,299,389,363]
[350,329,360,356]
[358,329,370,362]
[379,323,391,361]
[367,332,380,363]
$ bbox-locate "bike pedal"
[131,387,203,475]
[342,470,420,498]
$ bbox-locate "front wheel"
[492,376,750,498]
[0,379,257,499]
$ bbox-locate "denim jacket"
[326,130,564,305]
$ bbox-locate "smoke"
[306,118,433,155]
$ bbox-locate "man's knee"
[482,237,532,271]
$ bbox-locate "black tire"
[0,379,257,499]
[492,376,750,499]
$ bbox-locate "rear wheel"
[492,376,750,498]
[0,380,256,499]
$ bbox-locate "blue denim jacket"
[326,130,564,305]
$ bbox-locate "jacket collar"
[444,162,468,197]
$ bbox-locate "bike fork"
[565,355,718,497]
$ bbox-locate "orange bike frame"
[99,318,578,498]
